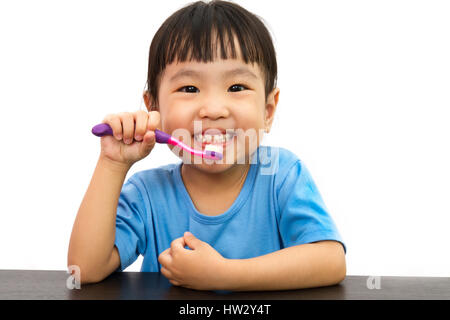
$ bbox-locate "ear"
[143,90,157,112]
[264,87,280,133]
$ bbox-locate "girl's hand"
[158,232,229,291]
[99,110,161,167]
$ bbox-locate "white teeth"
[194,132,235,144]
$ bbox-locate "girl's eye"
[228,84,247,92]
[178,86,199,93]
[177,84,248,93]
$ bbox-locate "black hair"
[146,0,277,108]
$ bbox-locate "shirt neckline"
[174,160,258,225]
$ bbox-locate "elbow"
[67,256,106,285]
[67,245,118,285]
[331,250,347,285]
[322,241,347,286]
[324,261,346,287]
[335,259,347,285]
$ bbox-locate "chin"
[187,162,235,174]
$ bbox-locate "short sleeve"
[114,178,148,271]
[277,160,346,253]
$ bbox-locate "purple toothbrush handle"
[91,123,170,144]
[92,123,113,136]
[154,129,171,144]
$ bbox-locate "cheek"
[156,88,185,131]
[235,107,265,129]
[161,106,193,133]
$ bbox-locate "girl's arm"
[224,240,346,291]
[67,157,130,284]
[68,110,158,284]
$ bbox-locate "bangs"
[147,0,277,105]
[163,3,263,64]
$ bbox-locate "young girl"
[68,0,346,291]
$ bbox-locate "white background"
[0,0,449,277]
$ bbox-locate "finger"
[120,112,134,145]
[138,130,155,157]
[147,111,161,131]
[170,279,181,286]
[183,231,202,250]
[160,266,173,280]
[103,114,123,141]
[170,237,187,253]
[158,248,172,267]
[134,110,148,141]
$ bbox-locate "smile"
[193,132,236,144]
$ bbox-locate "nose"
[197,96,230,120]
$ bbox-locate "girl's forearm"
[223,241,346,291]
[67,156,130,282]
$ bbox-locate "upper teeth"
[194,133,235,144]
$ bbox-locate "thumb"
[184,232,203,250]
[139,130,155,156]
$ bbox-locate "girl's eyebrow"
[169,67,258,82]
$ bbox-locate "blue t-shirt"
[114,145,346,271]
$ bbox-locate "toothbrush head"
[204,144,223,160]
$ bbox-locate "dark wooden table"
[1,270,449,300]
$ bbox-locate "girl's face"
[150,51,279,174]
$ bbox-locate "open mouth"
[193,129,237,148]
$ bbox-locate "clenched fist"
[99,110,161,167]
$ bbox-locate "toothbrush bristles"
[204,144,223,160]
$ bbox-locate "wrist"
[220,258,247,291]
[98,156,132,174]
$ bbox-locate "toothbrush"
[91,123,223,160]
